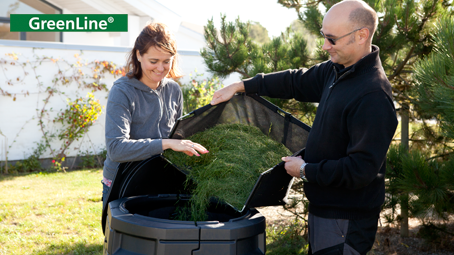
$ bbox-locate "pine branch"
[375,14,391,42]
[278,0,303,12]
[426,223,454,237]
[234,68,251,78]
[388,45,416,81]
[427,151,454,160]
[434,75,454,90]
[389,1,439,81]
[417,0,439,31]
[391,86,413,103]
[412,170,428,189]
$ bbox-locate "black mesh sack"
[169,93,311,210]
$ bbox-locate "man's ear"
[358,28,370,45]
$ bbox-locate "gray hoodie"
[103,75,183,180]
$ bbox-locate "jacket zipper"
[326,66,352,102]
[152,89,163,138]
[329,66,352,89]
[158,88,170,138]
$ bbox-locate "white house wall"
[124,0,182,33]
[60,9,118,46]
[177,27,206,51]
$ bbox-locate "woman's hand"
[162,139,209,156]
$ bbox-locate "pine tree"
[200,14,317,123]
[405,15,454,224]
[414,15,454,143]
[200,15,253,79]
[386,144,454,229]
[249,21,271,45]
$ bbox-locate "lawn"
[0,169,306,255]
[0,169,104,255]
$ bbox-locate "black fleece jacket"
[244,46,398,219]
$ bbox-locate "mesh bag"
[169,93,311,210]
[171,93,310,153]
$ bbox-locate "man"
[210,0,398,254]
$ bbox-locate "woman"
[102,22,208,209]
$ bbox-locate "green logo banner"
[10,14,128,32]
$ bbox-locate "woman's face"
[137,46,173,89]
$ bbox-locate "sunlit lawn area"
[0,169,104,255]
[0,168,306,255]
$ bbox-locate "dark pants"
[308,213,379,255]
[102,181,110,210]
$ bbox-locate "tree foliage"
[200,14,313,79]
[289,19,318,54]
[200,15,253,79]
[414,15,454,143]
[200,14,317,124]
[385,144,454,223]
[249,21,271,44]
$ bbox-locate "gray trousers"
[308,213,379,255]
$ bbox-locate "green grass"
[0,166,307,255]
[266,220,308,255]
[165,124,292,221]
[0,170,104,255]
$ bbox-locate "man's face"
[321,12,359,67]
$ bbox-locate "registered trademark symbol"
[108,17,114,23]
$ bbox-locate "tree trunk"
[400,103,409,237]
[400,193,409,237]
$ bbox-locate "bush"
[180,71,223,114]
[80,149,106,169]
[266,219,308,255]
[385,144,454,224]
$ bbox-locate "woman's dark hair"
[126,22,182,80]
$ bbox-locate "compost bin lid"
[168,93,311,210]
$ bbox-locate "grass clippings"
[164,123,292,221]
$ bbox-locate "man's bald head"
[327,0,378,41]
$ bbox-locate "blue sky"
[160,0,299,37]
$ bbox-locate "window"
[0,0,62,42]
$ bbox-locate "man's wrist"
[299,162,309,182]
[234,81,245,93]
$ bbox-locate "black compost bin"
[102,93,311,255]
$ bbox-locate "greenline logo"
[10,14,128,32]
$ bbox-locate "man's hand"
[281,156,305,178]
[210,81,245,105]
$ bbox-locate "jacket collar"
[333,45,382,76]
